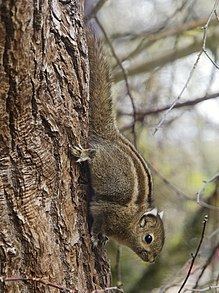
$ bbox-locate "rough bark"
[0,1,110,292]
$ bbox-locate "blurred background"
[85,1,219,292]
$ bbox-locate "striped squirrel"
[73,33,165,263]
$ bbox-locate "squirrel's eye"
[144,234,153,244]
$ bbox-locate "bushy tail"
[87,33,118,139]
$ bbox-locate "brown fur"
[87,33,165,263]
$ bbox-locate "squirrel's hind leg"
[91,215,109,247]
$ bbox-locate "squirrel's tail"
[87,33,118,139]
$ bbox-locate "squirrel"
[72,33,165,263]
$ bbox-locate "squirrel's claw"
[100,234,109,246]
[91,233,109,247]
[71,144,96,163]
[91,234,99,247]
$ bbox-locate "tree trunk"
[0,1,110,292]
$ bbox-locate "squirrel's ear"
[159,211,164,219]
[149,208,158,217]
[139,216,147,227]
[139,208,158,227]
[144,208,158,217]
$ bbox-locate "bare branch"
[111,0,193,42]
[153,0,219,134]
[197,173,219,211]
[120,18,218,64]
[203,50,219,69]
[185,285,219,292]
[193,242,219,289]
[159,257,196,293]
[204,52,218,94]
[153,50,203,135]
[214,9,219,22]
[119,92,219,119]
[92,287,124,293]
[178,215,208,293]
[146,161,194,202]
[208,228,219,239]
[114,41,203,82]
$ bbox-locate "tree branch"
[185,285,219,292]
[197,173,219,211]
[120,92,219,134]
[178,215,208,293]
[193,242,219,289]
[119,92,219,119]
[114,41,203,82]
[120,18,219,63]
[92,287,124,293]
[146,161,194,202]
[154,0,219,134]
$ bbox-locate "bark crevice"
[0,1,111,291]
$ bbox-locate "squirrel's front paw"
[100,234,109,246]
[91,234,99,247]
[71,144,96,163]
[91,233,109,247]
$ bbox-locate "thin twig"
[197,173,219,211]
[193,242,219,289]
[0,275,76,292]
[153,50,203,135]
[120,17,218,64]
[204,52,218,95]
[203,50,219,69]
[146,161,194,202]
[178,215,208,293]
[92,287,124,293]
[208,228,219,239]
[214,9,219,22]
[114,40,204,82]
[159,257,195,293]
[119,92,219,118]
[111,0,193,42]
[154,0,219,135]
[94,16,137,146]
[160,252,218,293]
[120,92,219,132]
[198,3,219,69]
[185,285,219,292]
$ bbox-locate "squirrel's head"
[131,208,165,263]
